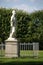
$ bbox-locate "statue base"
[5,37,18,58]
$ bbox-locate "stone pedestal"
[5,38,18,58]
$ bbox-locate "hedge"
[0,8,43,44]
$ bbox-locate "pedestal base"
[5,38,18,58]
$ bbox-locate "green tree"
[15,10,31,43]
[31,10,43,49]
[0,8,12,43]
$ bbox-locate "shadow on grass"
[0,61,43,65]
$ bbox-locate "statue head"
[12,10,15,15]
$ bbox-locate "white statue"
[9,10,16,38]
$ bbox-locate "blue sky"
[0,0,43,12]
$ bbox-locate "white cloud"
[4,0,18,2]
[14,4,37,13]
[30,0,36,2]
[17,4,29,12]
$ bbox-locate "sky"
[0,0,43,13]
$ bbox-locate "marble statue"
[9,10,16,38]
[5,10,18,58]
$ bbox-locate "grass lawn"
[0,50,43,63]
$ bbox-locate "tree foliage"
[15,10,31,42]
[30,10,43,42]
[0,8,12,42]
[0,8,43,45]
